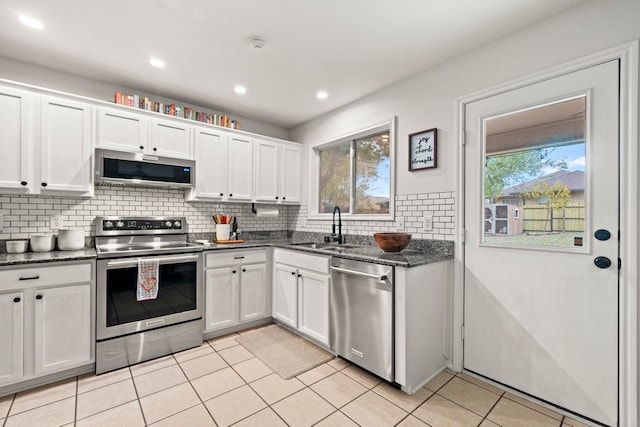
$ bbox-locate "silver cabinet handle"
[107,254,199,268]
[330,266,389,282]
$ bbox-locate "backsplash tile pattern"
[0,189,454,242]
[0,187,292,240]
[290,191,455,241]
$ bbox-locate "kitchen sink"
[289,242,363,251]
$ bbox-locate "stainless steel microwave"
[95,148,195,189]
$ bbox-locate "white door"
[204,267,237,332]
[0,86,32,192]
[239,263,268,322]
[227,135,254,201]
[463,60,619,425]
[280,144,302,203]
[34,284,92,374]
[254,140,279,202]
[190,127,228,200]
[0,292,24,385]
[273,263,298,328]
[298,270,329,346]
[40,96,93,195]
[150,118,193,159]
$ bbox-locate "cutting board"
[214,240,245,244]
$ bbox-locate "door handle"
[594,256,612,269]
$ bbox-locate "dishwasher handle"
[330,265,391,285]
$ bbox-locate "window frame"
[308,117,396,221]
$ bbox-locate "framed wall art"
[408,128,437,170]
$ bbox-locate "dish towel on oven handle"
[137,258,159,301]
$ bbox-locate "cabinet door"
[0,292,24,386]
[273,264,298,328]
[204,267,238,332]
[298,270,330,346]
[254,140,279,202]
[188,127,228,200]
[239,263,268,323]
[227,135,253,201]
[0,86,32,191]
[150,118,193,159]
[96,107,148,153]
[39,96,93,195]
[280,144,302,204]
[33,284,91,375]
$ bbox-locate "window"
[312,118,395,219]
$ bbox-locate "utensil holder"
[216,224,231,241]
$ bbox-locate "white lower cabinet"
[273,249,330,346]
[0,292,24,385]
[0,261,94,389]
[204,249,269,334]
[33,284,92,375]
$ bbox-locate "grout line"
[73,376,78,427]
[128,364,148,426]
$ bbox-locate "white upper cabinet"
[227,135,254,202]
[254,140,302,204]
[39,96,93,196]
[254,140,279,202]
[186,127,229,201]
[150,118,192,159]
[96,107,148,153]
[280,143,302,204]
[97,107,193,159]
[0,86,33,192]
[0,86,93,196]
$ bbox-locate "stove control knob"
[115,221,124,228]
[173,220,182,229]
[165,221,172,228]
[104,221,114,229]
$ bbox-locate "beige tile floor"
[0,327,592,427]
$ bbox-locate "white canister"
[215,224,231,241]
[6,240,28,254]
[30,234,56,252]
[57,229,85,250]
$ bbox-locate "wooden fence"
[522,203,585,232]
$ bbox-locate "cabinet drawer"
[273,249,330,274]
[205,249,266,268]
[0,262,92,291]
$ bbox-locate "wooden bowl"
[373,232,412,252]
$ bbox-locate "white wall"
[291,0,640,198]
[0,56,290,140]
[291,1,640,421]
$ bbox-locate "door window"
[482,96,587,249]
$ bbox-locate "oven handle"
[106,254,200,268]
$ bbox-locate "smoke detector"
[248,37,267,51]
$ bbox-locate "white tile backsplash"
[291,191,454,241]
[0,188,454,241]
[0,187,292,240]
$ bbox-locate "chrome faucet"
[331,206,344,244]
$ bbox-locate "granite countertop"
[0,238,453,269]
[198,239,453,268]
[0,248,97,267]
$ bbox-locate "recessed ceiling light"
[234,86,247,95]
[18,15,43,30]
[316,90,328,100]
[149,58,165,68]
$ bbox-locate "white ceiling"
[0,0,585,128]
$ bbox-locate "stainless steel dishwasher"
[330,258,394,382]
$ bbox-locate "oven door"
[96,253,202,340]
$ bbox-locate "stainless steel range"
[95,216,203,374]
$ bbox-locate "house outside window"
[311,118,395,220]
